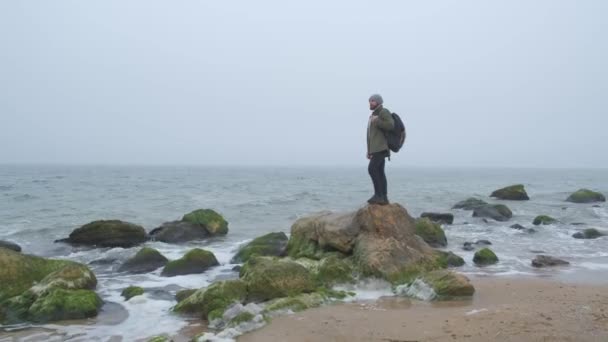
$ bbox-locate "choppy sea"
[1,165,607,341]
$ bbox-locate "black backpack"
[384,113,406,152]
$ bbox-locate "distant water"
[1,165,607,340]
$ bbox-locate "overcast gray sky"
[1,1,606,168]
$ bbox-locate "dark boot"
[381,194,390,205]
[376,194,389,205]
[367,194,381,204]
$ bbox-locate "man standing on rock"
[367,94,394,205]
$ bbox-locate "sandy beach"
[239,276,608,342]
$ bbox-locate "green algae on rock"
[161,248,219,277]
[533,215,557,226]
[491,184,530,200]
[118,247,168,274]
[121,286,144,301]
[182,209,229,235]
[566,189,606,203]
[473,248,499,265]
[414,218,447,247]
[231,232,288,263]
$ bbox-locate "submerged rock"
[533,215,557,226]
[0,240,21,252]
[572,228,605,239]
[240,257,315,302]
[414,218,447,247]
[161,249,219,277]
[473,248,499,265]
[531,255,569,268]
[472,204,512,222]
[56,220,147,248]
[510,224,526,230]
[452,198,487,210]
[491,184,529,200]
[231,232,288,263]
[566,189,606,203]
[118,247,168,274]
[121,286,144,301]
[420,212,454,225]
[0,248,101,324]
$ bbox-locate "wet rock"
[173,280,248,322]
[572,228,605,239]
[436,251,465,267]
[239,257,315,302]
[420,212,454,225]
[452,198,487,210]
[121,286,144,301]
[161,249,219,277]
[463,242,475,251]
[473,248,498,265]
[463,240,492,251]
[491,184,530,201]
[475,239,492,246]
[149,221,209,243]
[533,215,557,226]
[315,255,355,286]
[510,224,526,230]
[414,218,447,247]
[531,255,570,268]
[118,247,168,274]
[182,209,228,235]
[175,289,196,303]
[0,248,101,324]
[231,232,288,263]
[472,204,512,222]
[420,270,475,297]
[566,189,606,203]
[0,240,21,252]
[56,220,147,248]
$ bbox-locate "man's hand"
[367,153,371,160]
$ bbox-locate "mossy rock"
[285,233,325,260]
[118,247,168,274]
[572,228,605,239]
[0,248,92,302]
[0,240,21,252]
[121,286,144,301]
[182,209,228,235]
[315,255,355,286]
[264,293,326,313]
[472,204,512,222]
[384,255,449,285]
[231,232,288,263]
[414,218,447,247]
[161,249,219,277]
[147,336,170,342]
[58,220,147,248]
[229,311,256,326]
[473,248,499,265]
[12,288,102,323]
[173,280,247,322]
[533,215,557,226]
[240,257,316,302]
[420,270,475,298]
[566,189,606,203]
[175,289,197,303]
[491,184,530,201]
[435,251,465,267]
[452,198,487,210]
[32,263,97,294]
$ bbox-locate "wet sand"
[239,276,608,342]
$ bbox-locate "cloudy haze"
[1,1,606,167]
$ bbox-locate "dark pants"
[368,150,388,197]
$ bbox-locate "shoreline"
[238,275,608,342]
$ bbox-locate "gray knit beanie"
[369,94,383,105]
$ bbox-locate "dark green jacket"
[367,106,395,154]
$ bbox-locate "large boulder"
[149,221,209,243]
[0,248,101,324]
[231,232,288,263]
[531,255,569,268]
[182,209,228,235]
[315,255,355,286]
[0,240,21,252]
[414,218,447,247]
[174,280,248,321]
[533,215,557,226]
[452,198,487,210]
[161,249,219,277]
[490,184,529,200]
[286,204,444,284]
[566,189,606,203]
[420,213,454,225]
[118,247,168,274]
[572,228,605,239]
[472,204,512,222]
[239,257,316,302]
[56,220,147,248]
[287,211,360,259]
